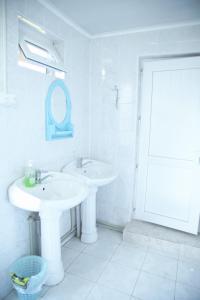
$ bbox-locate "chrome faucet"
[35,169,53,184]
[76,157,92,168]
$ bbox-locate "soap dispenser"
[23,160,36,187]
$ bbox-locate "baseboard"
[61,226,77,246]
[97,219,124,233]
[62,221,124,246]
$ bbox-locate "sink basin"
[62,159,117,244]
[9,172,88,212]
[8,171,89,286]
[62,159,117,186]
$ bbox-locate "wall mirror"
[45,79,73,140]
[51,86,67,123]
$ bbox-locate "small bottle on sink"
[23,160,36,187]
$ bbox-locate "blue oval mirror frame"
[45,79,73,140]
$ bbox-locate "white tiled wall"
[89,25,200,227]
[0,0,90,297]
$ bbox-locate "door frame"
[132,52,200,218]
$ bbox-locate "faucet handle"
[35,169,41,184]
[35,169,48,182]
[35,169,50,184]
[76,157,83,168]
[35,169,48,176]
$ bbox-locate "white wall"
[90,25,200,227]
[0,0,90,297]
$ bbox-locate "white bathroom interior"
[1,0,200,299]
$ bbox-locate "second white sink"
[62,159,117,187]
[62,159,117,244]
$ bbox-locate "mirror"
[51,86,67,123]
[45,79,73,140]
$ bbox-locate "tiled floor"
[5,227,200,300]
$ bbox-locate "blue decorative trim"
[45,79,73,140]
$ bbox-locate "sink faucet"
[76,158,92,168]
[35,170,53,184]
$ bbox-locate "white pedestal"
[39,209,64,286]
[81,187,98,243]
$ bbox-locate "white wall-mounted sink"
[63,159,117,187]
[8,172,89,286]
[62,159,117,243]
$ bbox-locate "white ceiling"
[45,0,200,36]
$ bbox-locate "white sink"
[62,159,117,187]
[62,159,117,243]
[9,172,88,212]
[8,172,89,286]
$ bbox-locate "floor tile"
[62,247,80,270]
[149,238,180,259]
[65,237,88,252]
[86,284,131,300]
[123,232,150,248]
[97,227,122,244]
[180,245,200,265]
[67,253,108,282]
[83,238,119,260]
[121,241,148,250]
[175,282,200,300]
[133,272,175,300]
[42,273,94,300]
[3,290,17,300]
[177,260,200,289]
[98,261,139,295]
[7,229,196,300]
[111,243,147,270]
[142,251,178,280]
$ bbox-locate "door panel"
[135,57,200,234]
[145,162,193,221]
[149,69,200,160]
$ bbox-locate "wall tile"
[90,24,200,227]
[1,0,90,297]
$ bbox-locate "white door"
[135,57,200,234]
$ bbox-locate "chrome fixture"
[76,157,92,168]
[35,169,53,184]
